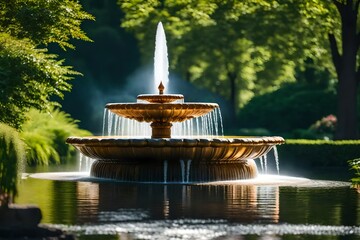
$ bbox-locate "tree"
[0,0,93,129]
[120,0,360,139]
[0,0,93,206]
[252,0,360,139]
[119,1,294,122]
[251,0,360,139]
[328,0,360,139]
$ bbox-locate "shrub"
[0,123,25,207]
[348,158,360,185]
[278,139,360,167]
[225,128,272,136]
[21,108,91,166]
[288,128,319,139]
[305,114,337,140]
[238,83,337,133]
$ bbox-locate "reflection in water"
[76,182,99,223]
[279,187,360,226]
[163,185,169,219]
[87,183,280,223]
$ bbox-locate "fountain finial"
[158,81,165,95]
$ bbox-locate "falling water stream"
[101,108,224,138]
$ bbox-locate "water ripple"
[48,219,360,239]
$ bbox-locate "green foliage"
[238,83,337,133]
[119,0,337,114]
[119,0,360,139]
[0,33,78,129]
[21,108,91,166]
[278,139,360,167]
[348,158,360,185]
[49,0,140,132]
[0,0,93,49]
[0,0,93,129]
[225,128,271,137]
[0,123,25,206]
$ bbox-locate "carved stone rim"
[137,94,184,103]
[106,102,219,110]
[66,136,285,147]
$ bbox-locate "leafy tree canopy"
[0,0,93,129]
[119,0,337,113]
[120,0,360,139]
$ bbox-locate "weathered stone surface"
[0,204,41,228]
[0,205,75,239]
[0,225,75,239]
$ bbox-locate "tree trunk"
[228,71,237,126]
[336,70,358,139]
[331,0,360,139]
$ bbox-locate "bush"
[285,115,338,140]
[21,108,91,166]
[0,123,25,207]
[309,114,337,133]
[238,83,336,133]
[278,139,360,167]
[348,158,360,185]
[225,128,272,136]
[288,129,319,139]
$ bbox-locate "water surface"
[16,166,360,240]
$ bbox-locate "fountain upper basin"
[106,102,219,123]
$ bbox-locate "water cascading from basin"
[101,107,224,138]
[66,22,285,183]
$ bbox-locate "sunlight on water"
[49,221,360,239]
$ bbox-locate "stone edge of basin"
[0,204,75,239]
[66,136,285,147]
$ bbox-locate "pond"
[16,160,360,240]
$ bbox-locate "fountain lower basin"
[66,136,284,182]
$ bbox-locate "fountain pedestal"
[151,122,172,138]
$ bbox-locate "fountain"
[66,22,284,183]
[21,22,359,240]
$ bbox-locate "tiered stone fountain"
[66,22,284,183]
